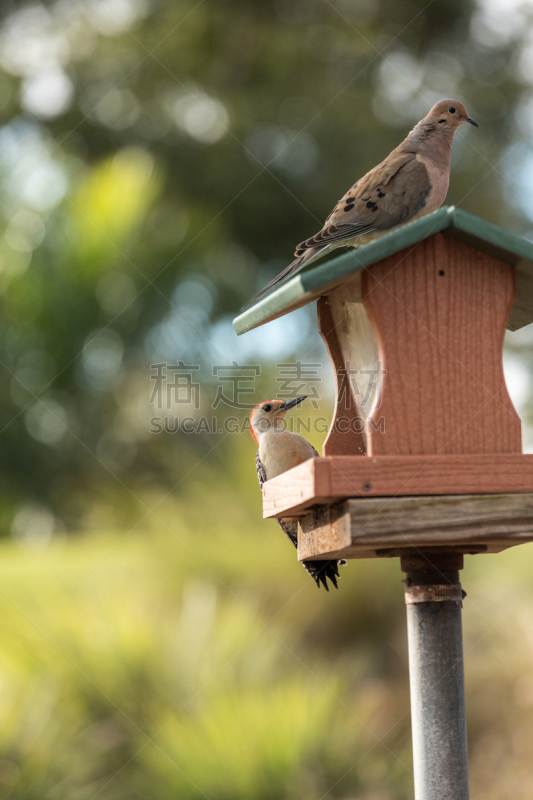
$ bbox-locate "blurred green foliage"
[0,483,531,799]
[0,0,531,528]
[0,0,532,796]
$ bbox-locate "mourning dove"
[249,100,478,304]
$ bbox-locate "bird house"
[233,206,533,561]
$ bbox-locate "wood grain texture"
[262,454,533,518]
[298,494,533,560]
[317,292,366,456]
[262,457,335,518]
[362,234,521,456]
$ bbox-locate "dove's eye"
[448,106,456,114]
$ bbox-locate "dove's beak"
[464,116,479,127]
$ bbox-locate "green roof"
[233,206,533,335]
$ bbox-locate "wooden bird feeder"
[234,206,533,800]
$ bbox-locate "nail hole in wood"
[362,481,372,492]
[439,270,445,276]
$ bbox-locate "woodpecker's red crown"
[249,397,307,444]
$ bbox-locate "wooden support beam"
[262,454,533,518]
[297,493,533,561]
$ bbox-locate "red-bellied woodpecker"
[250,396,346,590]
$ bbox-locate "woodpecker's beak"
[463,116,479,127]
[278,396,306,412]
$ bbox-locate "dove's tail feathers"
[241,248,322,311]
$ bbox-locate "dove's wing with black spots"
[245,153,432,308]
[244,98,479,309]
[295,153,430,255]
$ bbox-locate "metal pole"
[401,552,469,800]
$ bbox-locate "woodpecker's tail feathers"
[277,518,346,590]
[303,558,346,591]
